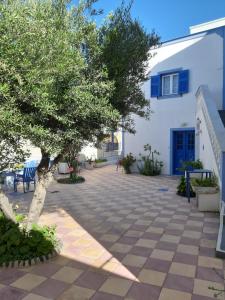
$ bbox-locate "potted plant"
[177,160,204,197]
[138,144,163,176]
[177,176,196,197]
[191,174,220,212]
[121,153,136,174]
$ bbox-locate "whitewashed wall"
[80,144,98,161]
[196,108,219,179]
[196,85,225,191]
[125,31,223,174]
[24,142,41,162]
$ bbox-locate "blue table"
[185,169,212,203]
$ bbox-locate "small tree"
[100,1,160,132]
[0,0,119,229]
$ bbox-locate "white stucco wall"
[196,85,225,192]
[80,144,98,161]
[80,130,123,161]
[24,142,41,162]
[196,109,220,180]
[125,31,223,175]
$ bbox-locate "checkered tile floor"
[1,166,225,299]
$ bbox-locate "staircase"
[196,86,225,258]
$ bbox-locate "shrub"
[138,144,163,176]
[121,153,136,174]
[0,213,59,266]
[57,174,85,184]
[177,176,195,197]
[191,174,218,188]
[178,159,203,172]
[95,158,107,163]
[176,160,203,197]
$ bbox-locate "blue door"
[173,130,195,175]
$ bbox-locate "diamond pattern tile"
[2,166,223,300]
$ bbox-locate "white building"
[125,17,225,176]
[124,18,225,256]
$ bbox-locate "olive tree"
[0,0,119,229]
[100,1,160,132]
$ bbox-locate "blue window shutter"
[179,70,189,94]
[151,75,161,97]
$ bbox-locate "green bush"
[178,159,203,172]
[0,213,59,266]
[191,175,218,187]
[177,176,195,197]
[120,153,136,174]
[138,144,163,176]
[57,174,85,184]
[95,158,107,163]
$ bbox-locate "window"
[151,69,189,98]
[162,73,179,96]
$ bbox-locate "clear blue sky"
[72,0,225,42]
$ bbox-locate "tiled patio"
[1,166,225,300]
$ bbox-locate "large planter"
[192,185,220,212]
[58,162,69,174]
[94,162,108,168]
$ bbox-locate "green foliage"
[178,159,203,172]
[177,176,195,197]
[15,214,26,223]
[0,0,119,160]
[138,144,163,176]
[14,163,25,170]
[121,153,136,174]
[0,214,59,265]
[63,143,83,167]
[66,159,80,177]
[100,1,160,132]
[191,175,218,188]
[95,158,107,163]
[57,174,85,184]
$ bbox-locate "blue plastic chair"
[14,167,37,193]
[25,160,39,168]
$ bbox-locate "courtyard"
[0,166,224,300]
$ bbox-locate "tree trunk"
[26,172,51,231]
[0,187,16,222]
[26,149,63,231]
[26,150,51,231]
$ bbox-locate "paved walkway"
[0,166,224,300]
